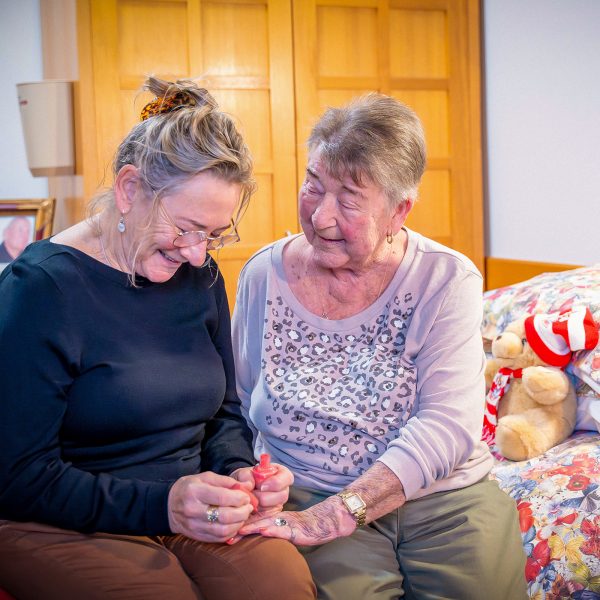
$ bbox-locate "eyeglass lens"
[173,230,239,249]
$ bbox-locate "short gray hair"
[307,93,426,207]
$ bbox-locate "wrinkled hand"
[167,471,255,543]
[237,497,357,546]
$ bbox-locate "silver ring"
[274,517,288,527]
[206,505,220,524]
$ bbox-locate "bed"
[483,264,600,599]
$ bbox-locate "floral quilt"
[490,432,600,599]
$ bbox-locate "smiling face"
[299,149,410,272]
[124,171,241,283]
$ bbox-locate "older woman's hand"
[237,496,357,546]
[167,471,255,543]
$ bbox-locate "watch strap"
[336,490,367,527]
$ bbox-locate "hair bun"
[140,76,217,121]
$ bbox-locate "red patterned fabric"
[482,367,522,450]
[490,432,600,599]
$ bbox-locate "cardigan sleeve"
[231,250,271,444]
[377,270,488,499]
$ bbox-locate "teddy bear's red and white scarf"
[482,367,523,451]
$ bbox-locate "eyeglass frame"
[172,226,240,250]
[158,199,241,250]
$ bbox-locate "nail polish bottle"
[252,453,278,486]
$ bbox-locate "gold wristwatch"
[336,490,367,526]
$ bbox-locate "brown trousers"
[0,521,316,600]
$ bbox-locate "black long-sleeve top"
[0,240,255,534]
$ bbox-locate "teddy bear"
[483,307,598,461]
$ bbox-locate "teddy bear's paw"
[522,366,570,405]
[496,414,554,461]
[495,418,531,461]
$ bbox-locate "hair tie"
[140,91,194,121]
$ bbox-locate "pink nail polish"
[252,454,277,486]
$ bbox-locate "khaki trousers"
[0,521,316,600]
[288,478,528,600]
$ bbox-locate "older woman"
[0,77,315,600]
[232,94,526,599]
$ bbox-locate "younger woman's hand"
[233,463,294,515]
[167,471,255,543]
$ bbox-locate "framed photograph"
[0,198,56,271]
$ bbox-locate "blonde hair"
[89,76,255,278]
[307,93,426,208]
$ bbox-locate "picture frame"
[0,198,56,270]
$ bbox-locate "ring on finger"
[206,505,220,524]
[274,517,287,527]
[289,524,296,543]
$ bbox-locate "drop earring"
[117,214,126,233]
[386,230,393,244]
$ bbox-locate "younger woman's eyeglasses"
[172,228,240,250]
[159,199,241,250]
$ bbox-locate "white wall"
[0,0,48,199]
[483,0,600,266]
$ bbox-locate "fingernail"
[226,537,236,545]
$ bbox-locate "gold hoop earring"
[386,231,393,244]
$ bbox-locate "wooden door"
[292,0,484,271]
[76,0,484,293]
[78,0,298,302]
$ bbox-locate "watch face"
[345,494,366,512]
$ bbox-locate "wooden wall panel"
[202,3,270,77]
[118,1,190,76]
[409,169,451,240]
[393,90,449,158]
[317,7,379,76]
[389,8,447,77]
